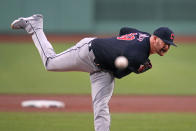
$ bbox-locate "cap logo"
[170,33,175,40]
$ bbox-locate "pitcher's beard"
[158,48,167,56]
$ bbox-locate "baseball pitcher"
[11,14,176,131]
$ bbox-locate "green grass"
[0,43,91,94]
[115,44,196,95]
[0,112,196,131]
[0,43,196,95]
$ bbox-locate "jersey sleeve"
[119,27,139,36]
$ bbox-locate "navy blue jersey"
[91,27,151,78]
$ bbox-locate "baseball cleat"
[11,14,43,34]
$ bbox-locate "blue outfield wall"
[1,0,196,35]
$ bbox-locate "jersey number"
[117,33,137,41]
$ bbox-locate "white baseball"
[114,56,128,69]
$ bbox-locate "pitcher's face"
[154,37,170,56]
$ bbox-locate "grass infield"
[0,43,196,95]
[0,112,196,131]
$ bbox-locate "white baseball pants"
[31,29,114,131]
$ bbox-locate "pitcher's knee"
[45,64,55,71]
[45,59,58,71]
[45,64,54,71]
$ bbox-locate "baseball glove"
[135,59,152,74]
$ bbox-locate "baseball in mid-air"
[114,56,128,69]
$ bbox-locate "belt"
[88,42,93,52]
[88,42,101,67]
